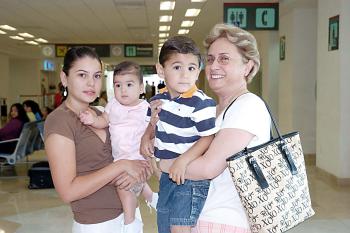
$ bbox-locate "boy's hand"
[149,99,162,126]
[79,110,96,125]
[169,156,190,185]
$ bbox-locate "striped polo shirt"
[147,86,218,159]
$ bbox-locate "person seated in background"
[42,106,53,120]
[54,82,64,108]
[0,103,30,153]
[98,91,108,107]
[23,100,42,122]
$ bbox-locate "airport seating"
[0,121,39,165]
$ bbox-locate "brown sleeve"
[44,108,75,142]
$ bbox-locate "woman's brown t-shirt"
[44,103,123,224]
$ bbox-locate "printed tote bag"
[226,99,314,233]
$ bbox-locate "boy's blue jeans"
[157,172,210,233]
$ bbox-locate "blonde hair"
[204,24,260,83]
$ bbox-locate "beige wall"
[278,0,317,154]
[317,0,350,178]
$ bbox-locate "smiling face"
[60,56,102,106]
[113,74,143,106]
[205,37,253,95]
[157,53,200,98]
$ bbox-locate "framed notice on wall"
[328,15,339,51]
[280,36,286,60]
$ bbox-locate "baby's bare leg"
[117,188,138,224]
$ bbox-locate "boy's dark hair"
[159,36,202,66]
[62,46,102,76]
[113,61,143,83]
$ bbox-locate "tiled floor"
[0,151,349,233]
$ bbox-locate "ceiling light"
[191,0,207,2]
[9,35,24,40]
[0,30,6,34]
[159,43,164,48]
[35,38,48,43]
[159,25,170,31]
[25,41,39,45]
[185,9,201,17]
[159,15,172,22]
[181,21,194,27]
[178,29,189,34]
[159,38,167,43]
[160,1,175,10]
[18,32,34,38]
[159,33,169,38]
[0,25,17,31]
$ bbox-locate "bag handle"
[223,94,298,175]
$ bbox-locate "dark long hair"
[10,103,29,123]
[23,100,43,118]
[62,46,102,76]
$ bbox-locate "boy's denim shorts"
[157,172,210,233]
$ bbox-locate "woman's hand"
[119,159,152,183]
[111,172,138,190]
[169,156,190,185]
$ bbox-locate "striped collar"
[159,85,198,99]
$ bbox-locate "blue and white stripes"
[147,89,217,159]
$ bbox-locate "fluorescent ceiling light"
[0,25,17,31]
[159,25,170,31]
[18,32,34,38]
[191,0,207,2]
[178,29,189,34]
[181,21,194,27]
[159,43,164,47]
[160,1,175,10]
[185,9,201,17]
[159,15,172,22]
[9,35,24,40]
[35,38,48,43]
[159,38,167,43]
[159,33,169,38]
[0,30,6,34]
[25,41,39,45]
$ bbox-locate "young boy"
[141,36,218,233]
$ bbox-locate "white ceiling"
[0,0,278,59]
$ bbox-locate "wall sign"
[55,44,110,57]
[224,3,279,30]
[280,36,286,60]
[124,44,153,57]
[328,15,339,51]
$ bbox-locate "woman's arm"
[185,128,254,180]
[46,134,150,203]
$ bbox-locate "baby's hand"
[79,110,95,125]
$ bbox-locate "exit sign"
[224,3,279,30]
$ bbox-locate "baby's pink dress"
[105,98,149,161]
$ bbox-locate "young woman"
[44,46,151,233]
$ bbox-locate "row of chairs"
[0,120,44,165]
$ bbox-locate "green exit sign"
[124,44,153,57]
[224,3,278,30]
